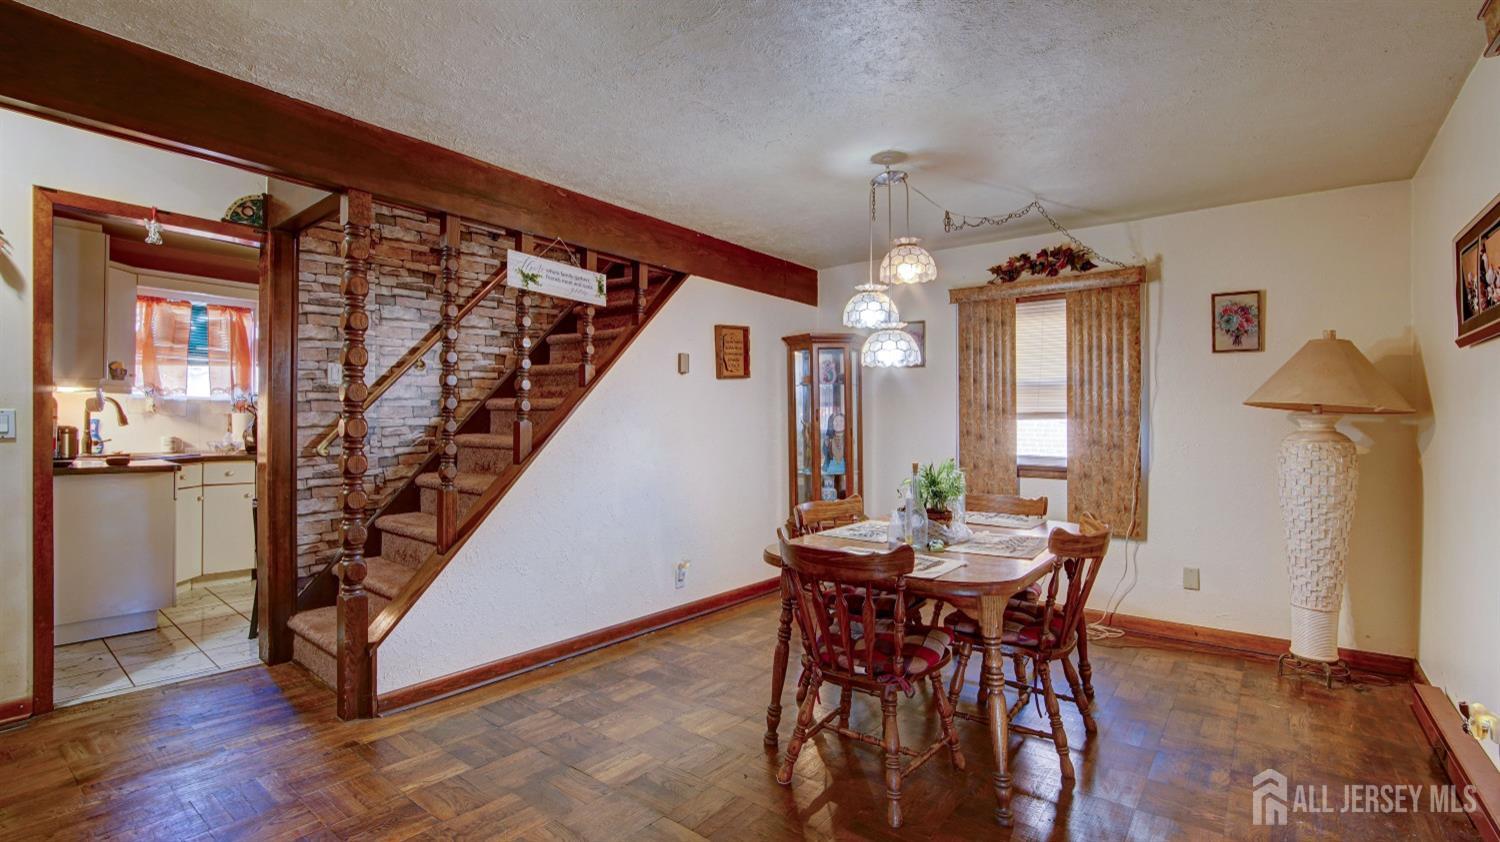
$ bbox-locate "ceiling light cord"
[903,184,1134,269]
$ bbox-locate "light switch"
[327,363,343,386]
[0,408,15,441]
[677,353,690,375]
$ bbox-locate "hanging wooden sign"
[714,324,750,379]
[506,249,606,306]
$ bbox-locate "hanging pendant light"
[861,322,923,368]
[880,236,937,285]
[842,282,900,329]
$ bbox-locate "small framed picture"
[904,320,927,367]
[1211,291,1263,353]
[1455,192,1500,348]
[713,324,750,379]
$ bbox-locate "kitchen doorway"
[31,186,296,713]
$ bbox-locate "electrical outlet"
[0,408,15,441]
[1183,567,1200,591]
[675,560,691,590]
[327,363,343,386]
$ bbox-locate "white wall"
[0,111,265,703]
[819,182,1423,656]
[1410,58,1500,764]
[379,277,816,691]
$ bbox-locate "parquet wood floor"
[0,596,1477,840]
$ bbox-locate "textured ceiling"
[23,0,1482,269]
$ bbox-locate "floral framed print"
[1211,290,1262,353]
[1455,192,1500,348]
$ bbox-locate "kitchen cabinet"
[53,219,108,387]
[174,459,255,582]
[202,484,255,575]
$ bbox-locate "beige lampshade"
[1244,330,1414,415]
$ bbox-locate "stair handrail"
[312,263,513,456]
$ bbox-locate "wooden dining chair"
[965,493,1048,518]
[776,533,964,829]
[943,514,1111,780]
[790,495,867,536]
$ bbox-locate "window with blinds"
[1015,297,1067,462]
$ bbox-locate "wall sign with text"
[505,249,607,306]
[714,324,750,379]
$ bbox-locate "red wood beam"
[0,1,818,305]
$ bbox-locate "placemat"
[966,511,1046,530]
[956,531,1049,559]
[817,519,890,543]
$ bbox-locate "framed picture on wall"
[1455,192,1500,348]
[905,320,927,367]
[1211,290,1263,352]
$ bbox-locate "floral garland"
[987,244,1097,284]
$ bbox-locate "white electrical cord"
[1087,265,1163,642]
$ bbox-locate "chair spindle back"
[791,495,868,537]
[1035,513,1111,652]
[778,531,913,678]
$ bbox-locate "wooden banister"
[336,190,374,720]
[312,262,511,456]
[435,214,460,551]
[634,261,649,324]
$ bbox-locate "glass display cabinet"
[783,333,863,515]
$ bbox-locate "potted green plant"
[906,458,966,526]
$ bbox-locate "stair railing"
[337,190,375,719]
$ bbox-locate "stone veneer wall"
[294,205,563,579]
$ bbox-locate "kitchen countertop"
[131,451,255,464]
[54,458,180,476]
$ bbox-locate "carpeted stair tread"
[485,395,563,412]
[414,471,495,493]
[547,327,628,346]
[527,362,577,377]
[375,511,438,543]
[365,557,416,600]
[454,433,513,449]
[288,606,337,656]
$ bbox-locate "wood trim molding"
[257,229,298,664]
[948,266,1147,303]
[0,1,816,305]
[31,187,56,717]
[1018,463,1067,480]
[377,577,780,713]
[1086,609,1419,680]
[1411,683,1500,841]
[367,274,689,649]
[0,697,32,727]
[44,187,263,247]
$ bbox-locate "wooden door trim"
[31,187,56,716]
[30,186,276,718]
[0,1,817,305]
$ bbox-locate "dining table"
[760,517,1067,827]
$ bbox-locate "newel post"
[436,214,461,551]
[336,190,374,719]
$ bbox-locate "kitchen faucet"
[83,389,129,454]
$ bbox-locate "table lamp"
[1244,330,1413,685]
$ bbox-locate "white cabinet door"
[52,219,108,387]
[174,484,204,583]
[202,484,255,575]
[103,265,138,392]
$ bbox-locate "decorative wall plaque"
[714,324,750,379]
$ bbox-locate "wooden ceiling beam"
[0,1,817,304]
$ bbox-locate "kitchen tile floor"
[53,577,261,707]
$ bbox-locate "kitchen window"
[1015,296,1067,473]
[135,290,257,400]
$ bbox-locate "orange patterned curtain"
[135,296,193,396]
[205,304,256,398]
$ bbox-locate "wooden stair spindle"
[579,250,598,386]
[435,214,461,551]
[634,260,649,325]
[513,237,535,464]
[336,190,374,720]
